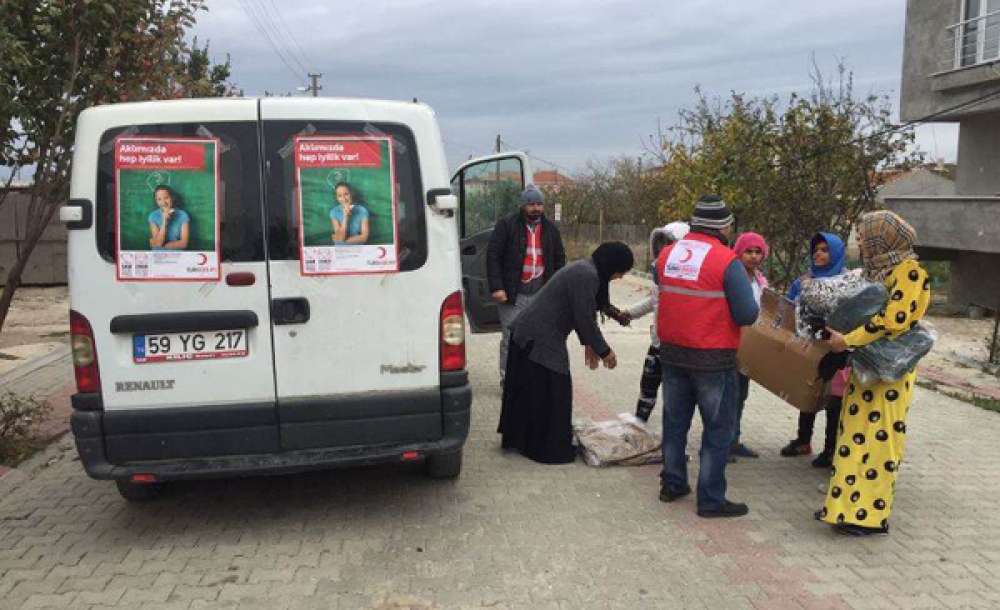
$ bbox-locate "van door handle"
[462,245,476,255]
[271,298,310,325]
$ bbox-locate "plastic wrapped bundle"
[795,271,888,338]
[573,413,662,467]
[850,321,938,385]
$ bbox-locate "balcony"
[929,9,1000,92]
[884,196,1000,255]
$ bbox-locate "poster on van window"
[294,135,399,275]
[114,136,221,281]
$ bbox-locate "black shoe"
[731,443,759,459]
[697,500,749,518]
[835,523,889,537]
[811,451,833,468]
[780,439,812,457]
[659,485,692,503]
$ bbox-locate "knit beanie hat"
[733,232,769,259]
[690,195,734,230]
[520,185,544,205]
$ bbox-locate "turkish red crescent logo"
[196,253,208,265]
[679,248,694,263]
[376,247,387,259]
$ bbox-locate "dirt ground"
[0,284,997,400]
[0,286,69,350]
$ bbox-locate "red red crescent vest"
[656,232,741,349]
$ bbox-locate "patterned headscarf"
[857,210,918,282]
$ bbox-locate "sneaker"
[697,500,749,518]
[780,439,812,457]
[731,443,759,459]
[811,451,833,468]
[658,485,692,503]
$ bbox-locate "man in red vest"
[487,185,566,384]
[655,195,759,518]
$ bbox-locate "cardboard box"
[737,288,830,413]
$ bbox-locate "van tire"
[115,480,163,502]
[426,449,462,479]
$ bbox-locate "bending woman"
[817,210,930,536]
[498,242,634,464]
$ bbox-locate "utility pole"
[306,73,323,97]
[495,134,502,153]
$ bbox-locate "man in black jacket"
[487,185,566,383]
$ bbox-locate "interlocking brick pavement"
[0,279,998,608]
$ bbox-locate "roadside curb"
[0,344,71,388]
[920,365,1000,401]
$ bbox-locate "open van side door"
[450,152,532,333]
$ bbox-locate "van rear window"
[96,122,264,263]
[262,121,427,271]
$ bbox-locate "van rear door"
[450,153,530,333]
[259,99,445,451]
[77,100,279,462]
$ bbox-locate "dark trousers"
[796,396,843,454]
[635,344,663,421]
[660,364,739,511]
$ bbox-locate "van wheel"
[115,480,164,502]
[426,449,462,479]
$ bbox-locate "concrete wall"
[0,189,67,286]
[957,115,1000,195]
[901,0,1000,121]
[951,251,1000,310]
[885,197,1000,255]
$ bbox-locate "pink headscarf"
[733,232,769,288]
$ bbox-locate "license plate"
[133,329,248,364]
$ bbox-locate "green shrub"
[0,393,51,464]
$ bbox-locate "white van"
[62,98,533,500]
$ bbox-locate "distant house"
[889,0,1000,311]
[876,164,956,203]
[532,170,573,193]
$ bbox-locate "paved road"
[1,277,999,609]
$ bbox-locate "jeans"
[660,364,739,511]
[734,373,750,445]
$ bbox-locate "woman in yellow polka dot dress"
[818,210,930,536]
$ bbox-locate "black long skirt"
[497,338,576,464]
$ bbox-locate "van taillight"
[440,291,466,372]
[70,310,101,394]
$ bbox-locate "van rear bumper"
[70,381,471,481]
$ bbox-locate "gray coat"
[509,260,611,374]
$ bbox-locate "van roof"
[79,97,438,126]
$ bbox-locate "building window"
[959,0,1000,67]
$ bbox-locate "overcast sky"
[192,0,959,173]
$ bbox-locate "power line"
[237,0,306,84]
[259,0,316,75]
[499,137,576,176]
[246,0,308,76]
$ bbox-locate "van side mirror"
[434,194,458,211]
[427,188,457,211]
[60,199,93,230]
